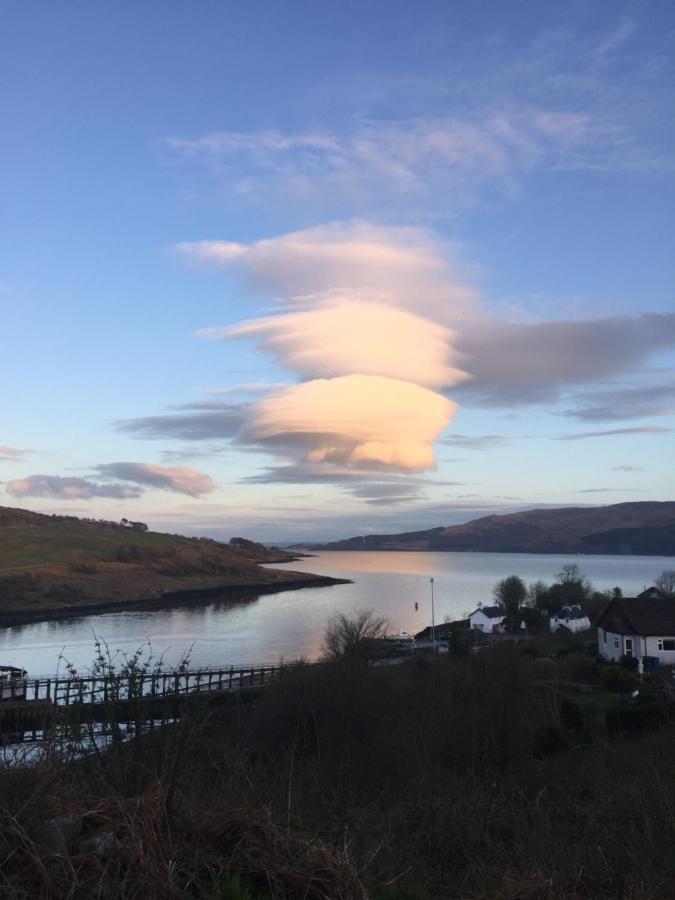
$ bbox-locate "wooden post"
[229,666,233,690]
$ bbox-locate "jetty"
[0,663,281,743]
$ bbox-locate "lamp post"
[430,577,436,653]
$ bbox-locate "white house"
[597,597,675,666]
[550,605,591,634]
[469,606,506,633]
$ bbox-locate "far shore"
[0,573,350,629]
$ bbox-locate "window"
[603,629,607,644]
[614,636,619,649]
[657,639,675,652]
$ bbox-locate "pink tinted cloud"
[242,374,457,472]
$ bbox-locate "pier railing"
[2,664,281,707]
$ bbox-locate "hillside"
[0,506,343,624]
[307,501,675,555]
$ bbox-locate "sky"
[1,0,674,542]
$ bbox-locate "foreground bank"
[3,629,675,899]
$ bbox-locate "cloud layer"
[199,300,468,389]
[96,463,216,497]
[182,223,473,474]
[6,475,142,501]
[455,314,675,406]
[6,464,216,501]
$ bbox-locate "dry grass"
[2,648,675,899]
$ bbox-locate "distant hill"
[0,506,342,625]
[304,502,675,556]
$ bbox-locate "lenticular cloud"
[183,222,473,473]
[243,375,457,472]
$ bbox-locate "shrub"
[600,665,638,694]
[558,652,597,683]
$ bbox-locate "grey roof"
[637,587,667,600]
[598,597,675,636]
[471,606,505,619]
[555,606,587,620]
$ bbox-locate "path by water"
[1,550,670,676]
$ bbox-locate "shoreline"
[0,574,350,629]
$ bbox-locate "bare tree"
[322,609,389,660]
[526,580,548,608]
[494,575,527,631]
[655,569,675,599]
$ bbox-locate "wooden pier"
[0,664,282,742]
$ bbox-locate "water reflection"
[0,550,668,676]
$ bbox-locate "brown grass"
[2,647,675,899]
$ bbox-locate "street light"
[430,577,436,653]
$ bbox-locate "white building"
[597,597,675,666]
[469,606,506,633]
[550,605,591,634]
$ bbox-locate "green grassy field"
[0,520,195,570]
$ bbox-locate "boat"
[0,666,27,702]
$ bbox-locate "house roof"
[637,586,667,600]
[554,606,588,620]
[470,606,505,619]
[598,597,675,636]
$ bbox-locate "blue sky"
[2,0,674,541]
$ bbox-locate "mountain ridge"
[298,501,675,556]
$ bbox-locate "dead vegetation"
[2,641,675,898]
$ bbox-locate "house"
[597,597,675,666]
[637,586,667,600]
[469,606,506,633]
[550,605,591,634]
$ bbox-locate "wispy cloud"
[164,100,664,214]
[555,426,670,441]
[440,434,509,451]
[0,445,32,461]
[565,382,675,422]
[115,407,244,441]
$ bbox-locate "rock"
[49,814,83,846]
[77,831,121,857]
[30,821,68,856]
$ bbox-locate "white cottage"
[550,605,591,634]
[469,606,506,634]
[597,597,675,666]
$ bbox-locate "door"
[624,637,633,658]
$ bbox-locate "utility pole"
[430,577,436,653]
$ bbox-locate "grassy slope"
[0,507,337,620]
[0,519,188,570]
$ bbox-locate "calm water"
[1,551,670,676]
